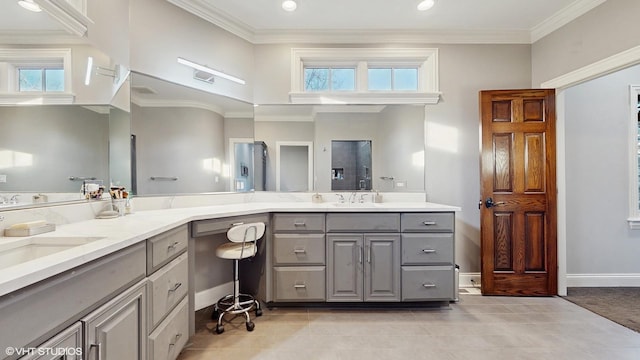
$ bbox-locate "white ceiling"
[168,0,606,43]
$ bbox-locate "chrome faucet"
[348,192,357,203]
[0,196,7,204]
[9,194,19,204]
[336,194,345,203]
[359,193,368,203]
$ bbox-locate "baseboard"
[460,272,481,288]
[195,281,234,311]
[566,273,640,287]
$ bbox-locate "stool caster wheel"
[246,321,255,332]
[255,308,263,317]
[215,324,224,334]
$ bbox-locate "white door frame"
[275,141,314,191]
[228,137,254,191]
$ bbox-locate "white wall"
[532,0,640,86]
[564,64,640,277]
[129,0,254,103]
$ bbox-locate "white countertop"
[0,201,459,297]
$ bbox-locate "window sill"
[289,92,441,105]
[627,217,640,230]
[0,93,75,105]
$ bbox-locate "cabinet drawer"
[147,224,188,274]
[401,212,454,233]
[21,322,82,360]
[148,252,188,330]
[273,213,325,232]
[148,297,189,360]
[273,234,325,265]
[274,266,326,302]
[401,233,454,265]
[326,213,399,232]
[401,266,454,301]
[192,214,269,237]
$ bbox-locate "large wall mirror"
[130,72,255,196]
[254,104,425,192]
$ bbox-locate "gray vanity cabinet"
[82,279,147,360]
[326,214,401,302]
[272,213,326,302]
[400,212,455,301]
[19,323,82,360]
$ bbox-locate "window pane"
[304,68,329,91]
[368,68,391,90]
[19,69,43,92]
[45,68,64,92]
[393,68,418,91]
[331,68,355,91]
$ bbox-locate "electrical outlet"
[0,175,6,183]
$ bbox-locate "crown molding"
[0,30,88,45]
[131,96,225,116]
[530,0,606,43]
[167,0,605,45]
[35,0,90,37]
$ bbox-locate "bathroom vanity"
[0,201,458,360]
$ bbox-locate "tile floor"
[177,293,640,360]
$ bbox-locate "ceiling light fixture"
[417,0,435,11]
[17,0,42,12]
[177,57,246,85]
[282,0,297,12]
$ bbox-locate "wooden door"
[479,89,557,296]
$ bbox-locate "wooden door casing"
[480,89,557,296]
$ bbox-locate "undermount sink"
[0,236,105,270]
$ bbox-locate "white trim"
[0,93,74,105]
[629,85,640,229]
[35,0,90,37]
[530,0,606,43]
[0,30,86,45]
[0,48,73,95]
[459,272,481,289]
[194,281,233,310]
[275,141,314,192]
[289,92,441,105]
[566,273,640,287]
[130,96,224,116]
[541,45,640,89]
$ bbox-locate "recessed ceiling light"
[18,0,42,12]
[282,0,297,12]
[417,0,435,11]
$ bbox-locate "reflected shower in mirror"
[130,72,255,196]
[331,140,372,191]
[254,104,425,192]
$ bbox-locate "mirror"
[331,140,372,191]
[130,72,255,196]
[254,104,425,192]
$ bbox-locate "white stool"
[212,222,265,334]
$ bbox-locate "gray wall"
[131,105,227,195]
[564,64,640,275]
[0,106,109,192]
[108,107,131,190]
[532,0,640,86]
[280,145,309,191]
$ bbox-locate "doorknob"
[485,197,505,208]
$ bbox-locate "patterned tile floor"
[177,293,640,360]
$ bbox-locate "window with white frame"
[628,86,640,228]
[18,66,65,92]
[290,48,439,104]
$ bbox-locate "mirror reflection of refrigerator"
[254,141,267,191]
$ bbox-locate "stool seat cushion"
[216,242,257,259]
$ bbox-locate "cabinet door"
[83,280,146,360]
[327,234,363,302]
[20,322,82,360]
[364,234,401,302]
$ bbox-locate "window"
[368,67,418,91]
[291,48,439,104]
[18,67,65,92]
[304,67,355,91]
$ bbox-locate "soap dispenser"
[374,190,383,203]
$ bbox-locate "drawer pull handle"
[231,222,244,226]
[169,333,183,347]
[168,282,183,293]
[90,343,102,360]
[423,221,437,226]
[422,249,436,253]
[293,222,306,226]
[422,283,436,288]
[293,284,306,289]
[167,241,180,250]
[293,249,307,254]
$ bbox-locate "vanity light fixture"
[177,57,246,85]
[282,0,297,12]
[17,0,42,12]
[417,0,435,11]
[85,56,122,85]
[84,56,93,85]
